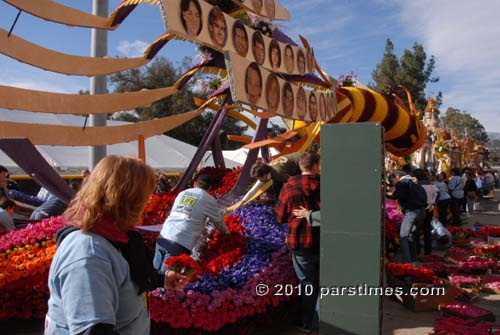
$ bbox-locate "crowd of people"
[39,153,323,335]
[387,164,498,264]
[3,154,498,334]
[154,151,321,333]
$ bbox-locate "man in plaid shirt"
[275,152,320,333]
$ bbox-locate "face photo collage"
[168,0,314,76]
[239,56,336,121]
[236,0,279,20]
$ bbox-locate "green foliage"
[371,39,440,112]
[371,39,400,90]
[109,56,247,148]
[442,107,489,144]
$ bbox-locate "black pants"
[414,209,433,255]
[437,199,450,226]
[450,197,462,225]
[292,251,319,331]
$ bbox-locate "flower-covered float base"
[385,222,500,335]
[432,316,500,335]
[150,301,300,335]
[384,199,402,261]
[145,204,297,332]
[0,167,298,332]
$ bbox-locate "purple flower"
[186,205,287,293]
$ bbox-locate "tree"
[442,108,489,144]
[371,39,400,91]
[371,39,440,112]
[488,139,500,164]
[109,56,247,148]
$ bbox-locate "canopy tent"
[0,109,241,175]
[218,147,281,165]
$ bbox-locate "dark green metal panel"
[320,123,384,335]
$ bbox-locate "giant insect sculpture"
[0,1,428,331]
[0,0,426,199]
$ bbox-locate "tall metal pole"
[89,0,108,169]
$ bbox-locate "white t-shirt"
[160,187,228,250]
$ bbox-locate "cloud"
[0,79,73,93]
[394,0,500,132]
[0,57,87,93]
[0,74,85,94]
[116,40,149,57]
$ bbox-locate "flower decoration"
[140,167,241,227]
[483,277,500,293]
[458,256,497,274]
[432,316,499,335]
[0,216,63,254]
[0,240,56,319]
[148,204,295,331]
[440,303,494,320]
[385,199,402,242]
[336,71,358,88]
[0,167,298,331]
[166,254,202,282]
[139,191,179,226]
[470,225,500,239]
[386,262,438,284]
[474,245,500,259]
[422,262,448,277]
[449,275,482,287]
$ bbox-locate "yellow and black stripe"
[332,87,426,157]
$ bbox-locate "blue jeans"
[400,209,424,263]
[292,252,319,331]
[153,237,190,274]
[414,209,433,256]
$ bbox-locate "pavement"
[2,190,499,335]
[248,190,500,335]
[381,189,500,335]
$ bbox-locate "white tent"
[0,109,242,175]
[219,147,280,165]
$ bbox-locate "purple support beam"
[175,96,230,190]
[218,118,268,208]
[211,132,226,168]
[0,138,75,204]
[261,146,271,163]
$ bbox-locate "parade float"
[0,0,449,333]
[401,97,491,174]
[0,167,301,333]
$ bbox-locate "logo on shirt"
[180,195,199,207]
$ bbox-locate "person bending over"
[153,174,230,274]
[236,152,302,207]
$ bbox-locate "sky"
[0,0,499,133]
